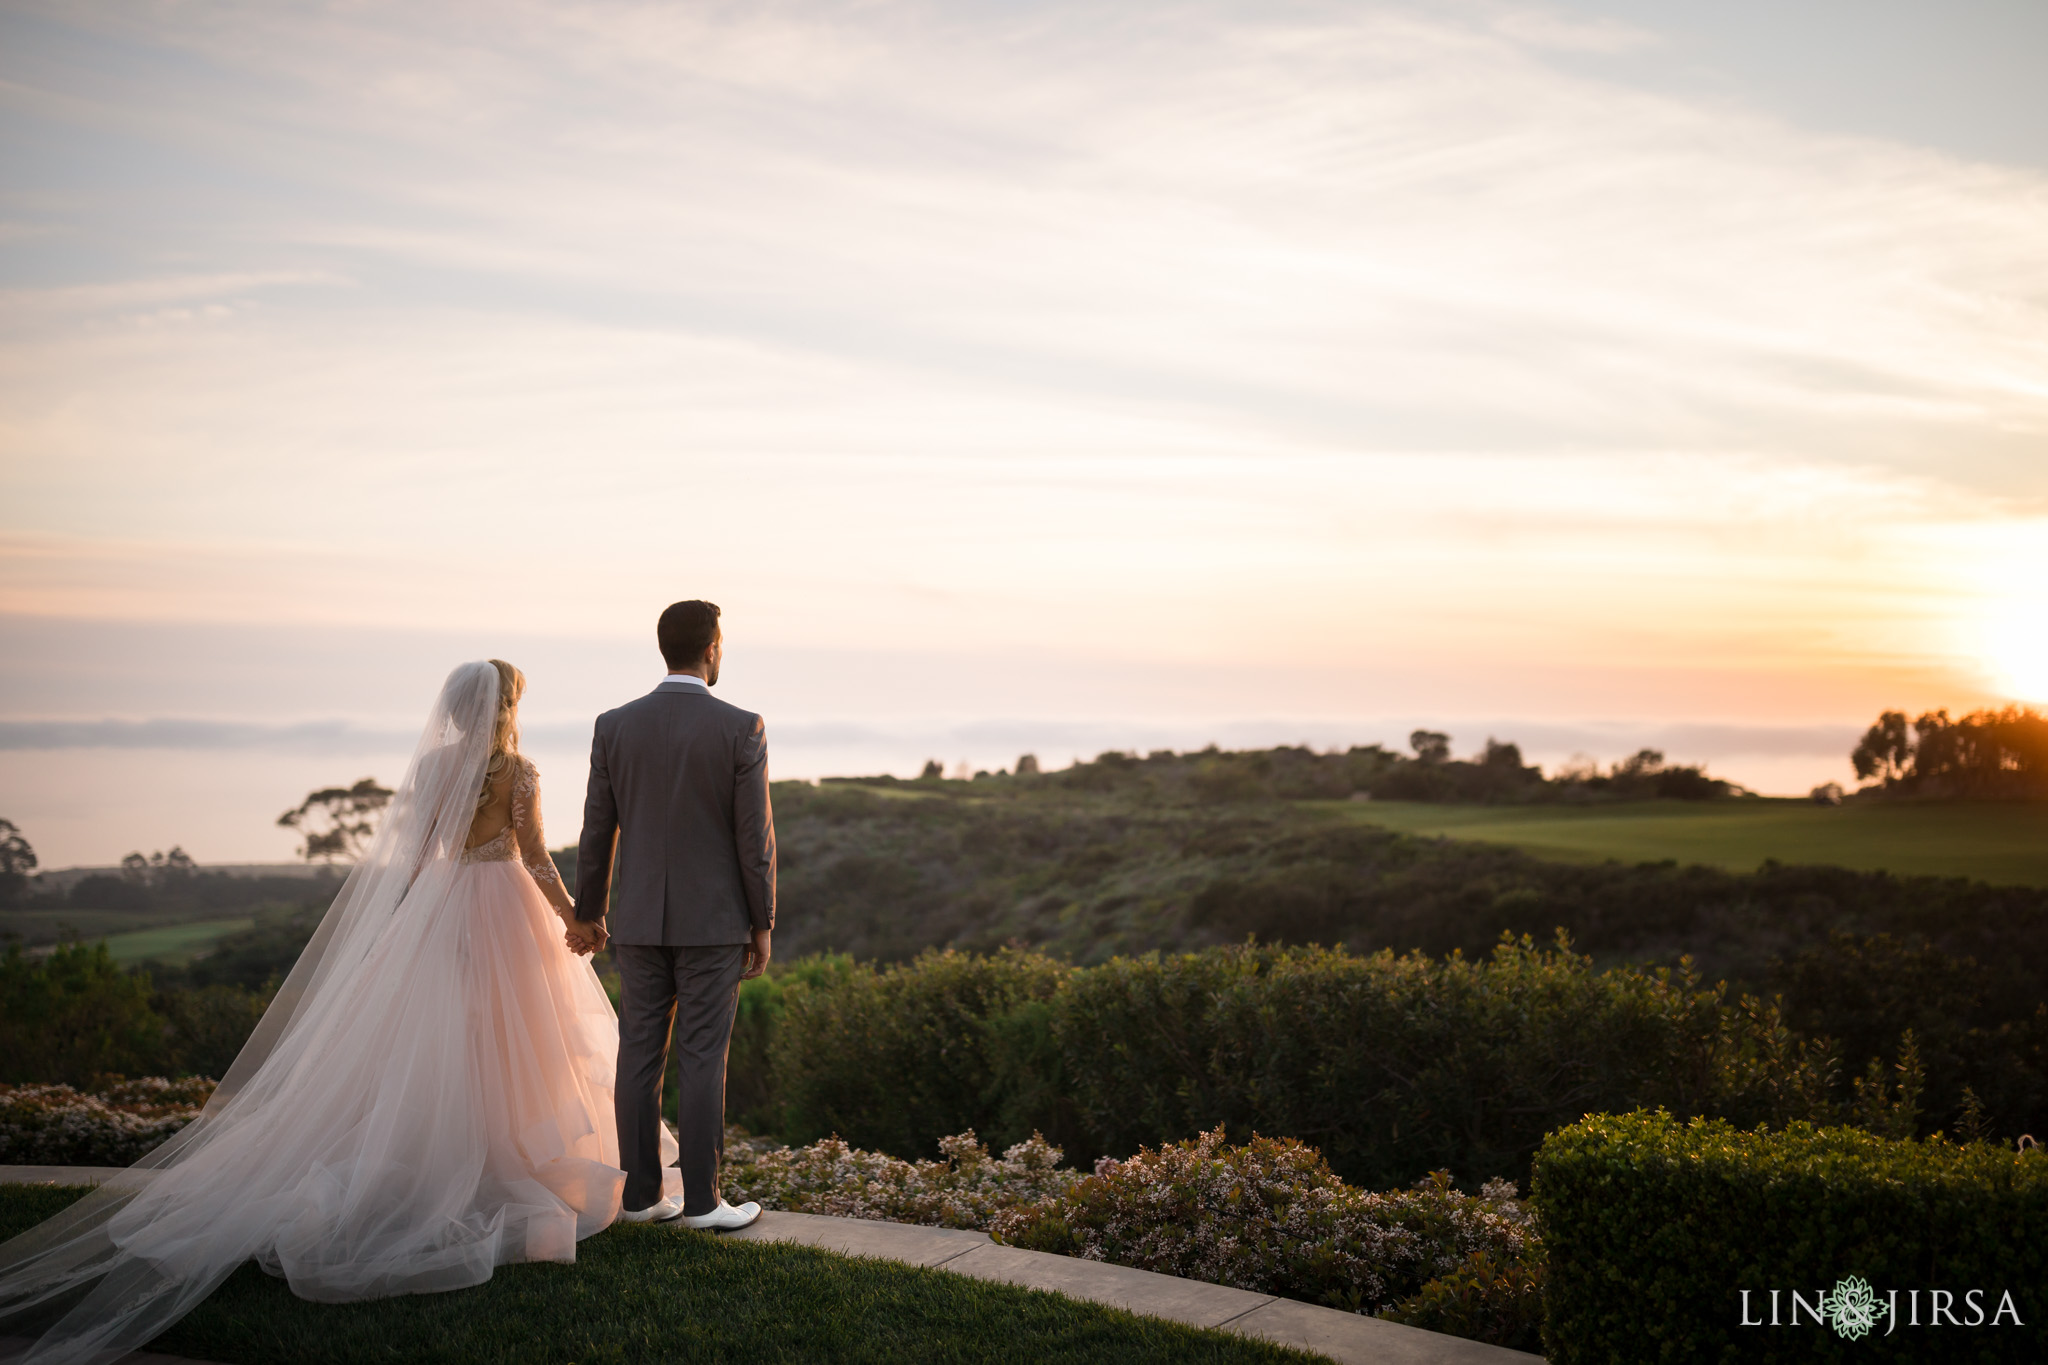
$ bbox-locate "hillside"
[766,750,2048,986]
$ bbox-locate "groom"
[573,599,774,1229]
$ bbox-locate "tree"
[0,819,35,908]
[1409,730,1451,766]
[918,760,944,780]
[1480,739,1526,771]
[277,778,394,862]
[1851,710,1912,784]
[120,847,195,889]
[1015,754,1041,776]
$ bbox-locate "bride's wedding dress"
[0,662,677,1364]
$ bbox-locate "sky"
[2,0,2045,865]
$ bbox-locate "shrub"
[724,1128,1080,1230]
[0,942,276,1088]
[0,1077,213,1165]
[0,943,166,1085]
[154,984,269,1080]
[1378,1249,1544,1351]
[1057,936,1842,1189]
[1532,1110,2048,1363]
[751,938,1873,1191]
[728,954,852,1132]
[769,947,1070,1156]
[991,1126,1542,1352]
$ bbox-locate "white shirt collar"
[662,673,709,690]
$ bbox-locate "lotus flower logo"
[1823,1275,1882,1341]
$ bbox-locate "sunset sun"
[1968,531,2048,704]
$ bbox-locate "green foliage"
[1057,936,1862,1189]
[1532,1111,2048,1363]
[154,982,271,1079]
[728,953,852,1131]
[770,947,1071,1156]
[0,939,276,1086]
[991,1127,1542,1352]
[749,939,1903,1194]
[1773,931,2046,1141]
[0,942,166,1085]
[1379,1249,1545,1352]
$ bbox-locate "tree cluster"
[1851,705,2048,799]
[883,738,1742,806]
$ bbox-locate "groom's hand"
[741,928,771,981]
[564,917,607,956]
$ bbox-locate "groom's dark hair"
[658,600,722,669]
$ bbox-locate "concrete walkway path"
[718,1210,1540,1364]
[1,1168,1542,1364]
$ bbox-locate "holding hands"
[563,912,608,956]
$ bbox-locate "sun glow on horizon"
[1956,523,2048,706]
[1983,600,2048,706]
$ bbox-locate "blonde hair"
[478,658,526,809]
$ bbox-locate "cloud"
[4,0,2043,482]
[0,0,2042,859]
[0,718,418,753]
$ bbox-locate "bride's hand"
[563,917,607,956]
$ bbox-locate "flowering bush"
[723,1127,1082,1230]
[0,1077,215,1166]
[990,1126,1543,1351]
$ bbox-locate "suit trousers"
[612,942,747,1215]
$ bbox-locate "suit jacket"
[575,681,776,945]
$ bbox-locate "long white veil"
[0,662,505,1364]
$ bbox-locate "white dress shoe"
[616,1194,684,1224]
[681,1199,761,1231]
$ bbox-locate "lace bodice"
[462,755,571,914]
[460,825,517,864]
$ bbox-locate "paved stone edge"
[1,1170,1545,1364]
[707,1208,1544,1364]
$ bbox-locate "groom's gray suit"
[576,678,776,1214]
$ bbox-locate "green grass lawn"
[0,905,260,954]
[0,1187,1313,1365]
[1322,798,2048,886]
[1,907,200,948]
[99,917,257,967]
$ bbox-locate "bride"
[0,660,680,1363]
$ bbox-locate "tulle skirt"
[100,860,673,1304]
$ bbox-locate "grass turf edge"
[2,1186,1319,1365]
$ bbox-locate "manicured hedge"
[769,947,1071,1159]
[758,938,1848,1190]
[1532,1111,2048,1362]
